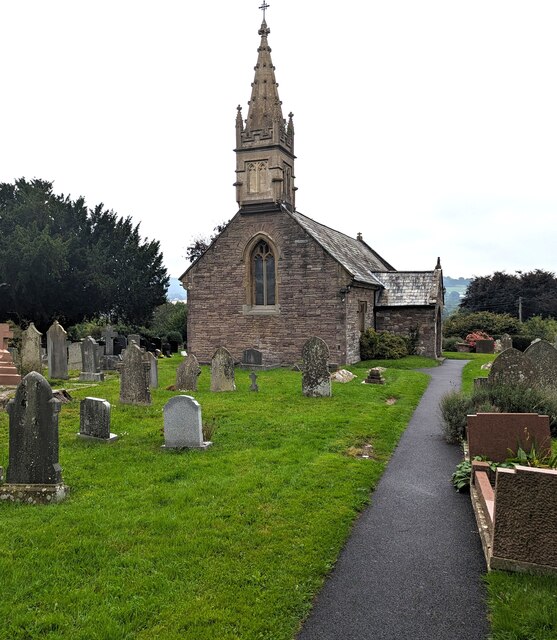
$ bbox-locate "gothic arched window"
[252,240,276,305]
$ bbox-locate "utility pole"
[518,296,523,323]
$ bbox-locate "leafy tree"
[460,270,557,320]
[443,311,521,338]
[522,315,557,342]
[0,178,168,330]
[185,220,230,262]
[148,301,187,341]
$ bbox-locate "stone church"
[180,17,444,366]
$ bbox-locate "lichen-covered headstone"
[488,347,536,387]
[211,347,236,392]
[176,353,201,391]
[20,323,43,377]
[119,342,151,405]
[79,336,105,382]
[162,395,211,449]
[128,334,141,348]
[301,336,331,397]
[0,372,68,503]
[524,340,557,389]
[47,320,68,380]
[500,333,513,351]
[78,397,117,442]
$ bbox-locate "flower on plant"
[465,330,493,347]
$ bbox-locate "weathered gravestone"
[128,334,141,348]
[20,323,42,377]
[0,372,68,503]
[364,367,385,385]
[119,342,151,405]
[67,342,83,371]
[113,335,127,355]
[500,333,513,351]
[47,321,68,380]
[176,353,201,391]
[524,340,557,388]
[242,348,262,367]
[301,336,331,397]
[0,323,22,385]
[162,395,212,449]
[102,326,118,356]
[79,336,105,382]
[78,397,117,442]
[249,371,259,392]
[146,351,158,388]
[488,347,536,387]
[211,347,236,392]
[475,339,495,354]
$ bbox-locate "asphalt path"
[297,359,489,640]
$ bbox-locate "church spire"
[234,9,296,212]
[245,18,284,133]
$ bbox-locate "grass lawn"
[444,351,557,639]
[0,355,432,640]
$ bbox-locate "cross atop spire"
[259,1,270,20]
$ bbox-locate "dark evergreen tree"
[460,269,557,320]
[185,220,229,262]
[0,178,168,330]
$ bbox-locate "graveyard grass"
[444,351,557,639]
[0,355,431,640]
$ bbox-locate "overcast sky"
[2,1,557,280]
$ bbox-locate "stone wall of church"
[375,306,440,358]
[345,287,376,363]
[183,210,355,365]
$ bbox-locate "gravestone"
[243,348,262,366]
[78,397,117,442]
[113,335,127,356]
[102,326,118,356]
[128,334,141,348]
[475,339,495,354]
[467,413,552,462]
[119,342,151,405]
[249,371,259,392]
[211,347,236,392]
[47,321,69,380]
[79,336,105,382]
[162,395,211,449]
[524,340,557,389]
[20,323,43,377]
[0,323,22,385]
[176,353,201,391]
[364,367,385,384]
[0,372,68,503]
[301,336,331,397]
[488,348,536,387]
[145,351,158,388]
[500,334,513,351]
[67,342,83,370]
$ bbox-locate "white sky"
[2,1,557,280]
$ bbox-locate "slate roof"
[373,271,442,307]
[288,209,395,287]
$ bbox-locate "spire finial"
[259,1,270,20]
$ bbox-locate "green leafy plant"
[439,390,474,443]
[451,459,473,491]
[360,329,408,361]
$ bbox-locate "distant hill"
[444,276,470,315]
[167,278,186,301]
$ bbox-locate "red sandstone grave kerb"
[471,462,557,575]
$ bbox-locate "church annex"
[180,16,443,366]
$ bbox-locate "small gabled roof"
[373,270,443,307]
[287,208,395,287]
